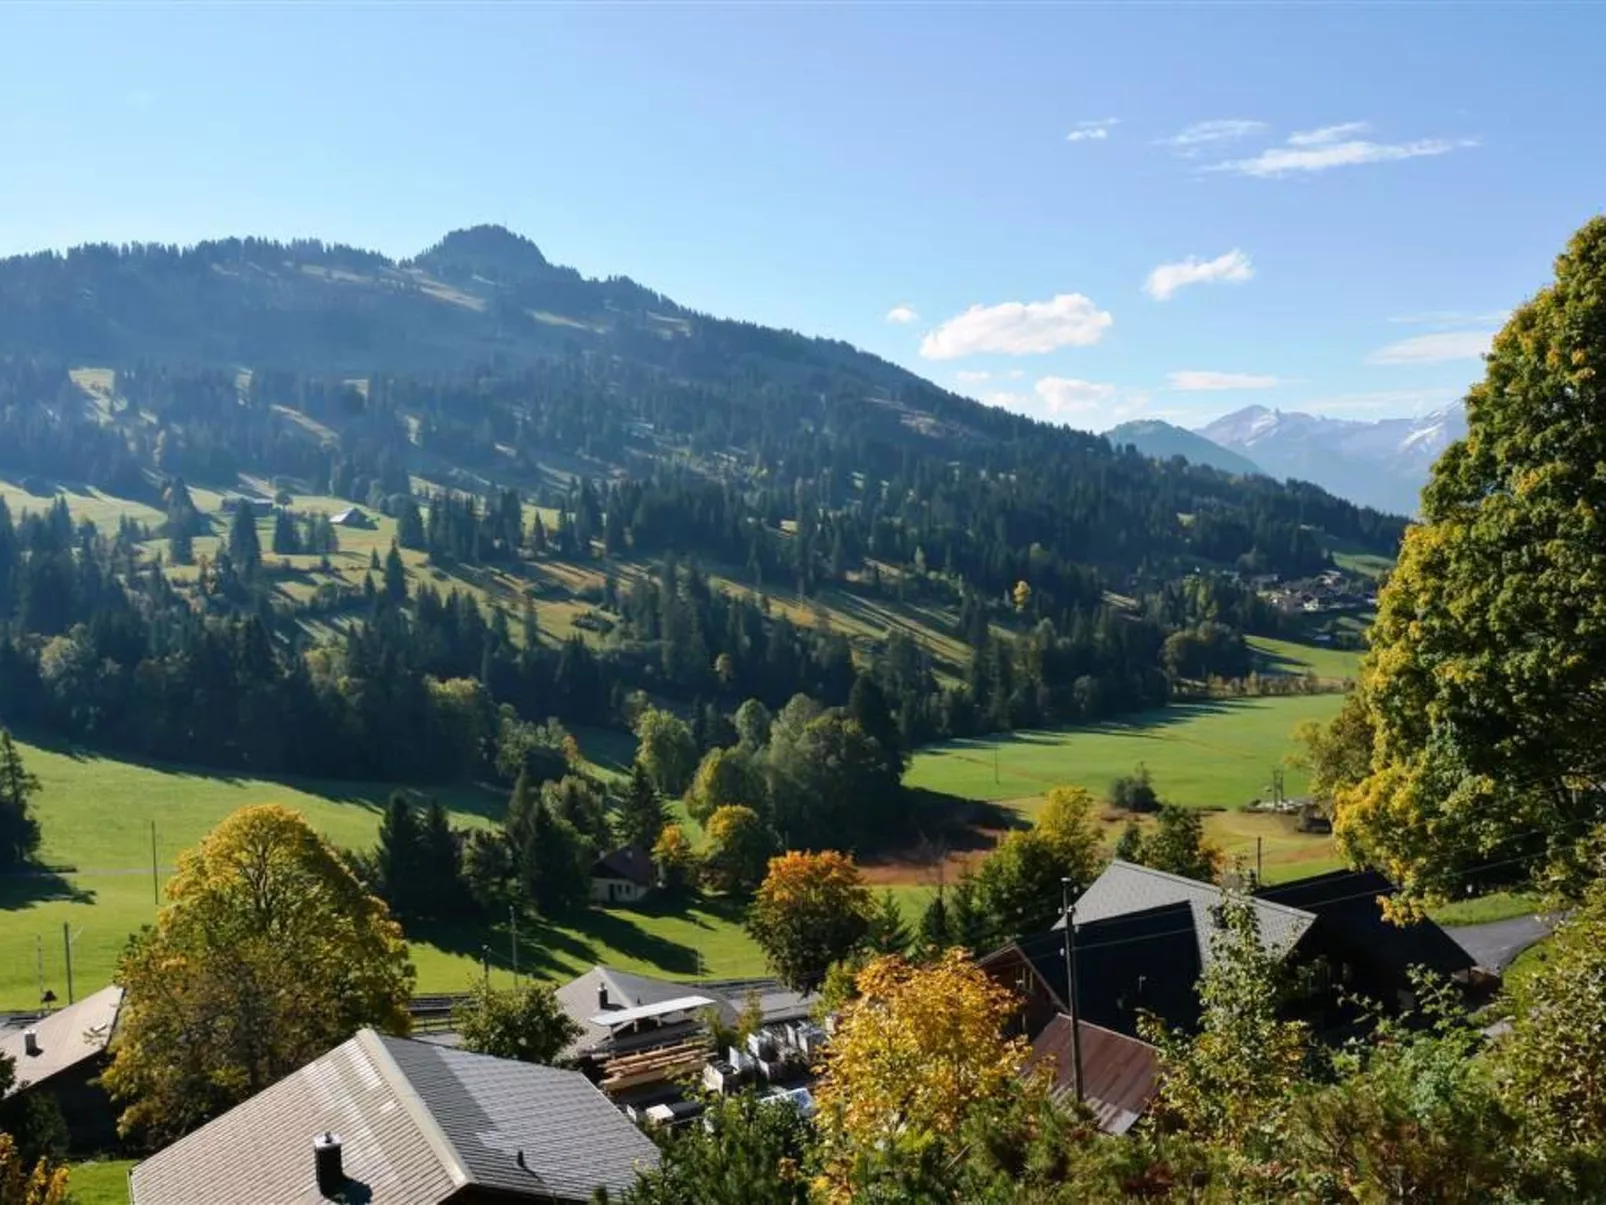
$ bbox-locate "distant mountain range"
[1105,405,1466,517]
[1198,404,1467,517]
[1105,420,1264,477]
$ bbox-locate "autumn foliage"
[746,850,873,992]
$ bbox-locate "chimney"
[22,1030,39,1058]
[313,1132,343,1198]
[597,983,609,1010]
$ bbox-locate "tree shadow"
[0,869,97,911]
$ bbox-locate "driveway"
[1446,914,1557,972]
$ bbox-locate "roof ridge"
[359,1030,473,1192]
[1104,860,1317,924]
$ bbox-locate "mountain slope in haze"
[1198,404,1467,516]
[1105,419,1264,477]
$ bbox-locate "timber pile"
[600,1038,710,1093]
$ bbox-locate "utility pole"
[151,820,160,906]
[509,905,519,987]
[994,745,1000,785]
[1061,877,1084,1103]
[36,935,44,1011]
[1256,836,1264,882]
[62,923,74,1005]
[481,945,491,989]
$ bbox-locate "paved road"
[1446,914,1556,971]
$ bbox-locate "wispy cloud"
[955,370,992,385]
[1144,249,1253,301]
[1211,127,1478,178]
[1168,370,1280,391]
[1160,119,1268,153]
[920,294,1113,359]
[1286,122,1370,146]
[979,377,1150,431]
[1035,377,1119,414]
[1389,310,1509,329]
[1066,117,1120,143]
[885,304,918,325]
[1366,330,1493,365]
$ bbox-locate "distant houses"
[589,846,656,905]
[130,1029,659,1205]
[0,986,124,1153]
[331,506,377,529]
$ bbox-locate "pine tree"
[0,729,42,870]
[227,505,261,576]
[421,798,462,915]
[270,510,300,556]
[866,890,912,955]
[396,496,425,550]
[617,763,667,851]
[376,793,423,916]
[384,541,407,604]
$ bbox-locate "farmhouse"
[992,860,1476,1040]
[0,985,124,1153]
[331,506,377,529]
[589,845,656,904]
[129,1028,658,1205]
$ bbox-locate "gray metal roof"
[1055,860,1316,967]
[131,1029,658,1205]
[379,1036,659,1201]
[0,985,122,1095]
[555,966,737,1060]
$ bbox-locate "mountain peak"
[412,225,551,281]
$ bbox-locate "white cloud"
[1168,370,1281,391]
[1389,310,1509,328]
[1066,117,1119,142]
[1366,330,1493,365]
[955,370,992,385]
[1287,122,1370,146]
[1161,119,1268,150]
[1212,132,1477,178]
[1035,377,1118,414]
[885,303,918,324]
[1144,249,1253,301]
[1005,368,1025,380]
[920,293,1113,359]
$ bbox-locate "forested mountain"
[0,226,1402,806]
[1105,419,1264,477]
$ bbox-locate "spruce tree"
[227,505,261,576]
[376,792,423,916]
[0,729,42,870]
[617,763,667,852]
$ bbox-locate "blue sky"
[1,3,1602,432]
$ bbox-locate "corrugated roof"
[1023,1014,1158,1135]
[131,1029,659,1205]
[379,1036,659,1201]
[1056,860,1316,967]
[0,985,122,1094]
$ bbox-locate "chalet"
[129,1028,658,1205]
[220,494,275,517]
[555,967,738,1070]
[988,861,1476,1041]
[589,846,656,904]
[0,986,124,1153]
[331,506,377,529]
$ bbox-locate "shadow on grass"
[919,700,1255,759]
[0,868,98,910]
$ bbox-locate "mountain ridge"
[1104,419,1264,477]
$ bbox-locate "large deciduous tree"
[103,804,415,1142]
[700,805,773,895]
[453,982,581,1066]
[747,851,873,992]
[1336,216,1606,902]
[813,950,1026,1202]
[634,707,699,798]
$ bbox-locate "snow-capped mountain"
[1197,404,1466,516]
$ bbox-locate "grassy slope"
[66,1159,135,1205]
[1246,635,1363,682]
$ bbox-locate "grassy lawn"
[1427,890,1546,927]
[1247,635,1362,682]
[906,695,1346,810]
[66,1159,134,1204]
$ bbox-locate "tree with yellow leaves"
[746,851,872,992]
[1012,579,1032,613]
[0,1133,67,1205]
[813,950,1027,1202]
[104,804,415,1143]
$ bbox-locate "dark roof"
[1023,1015,1159,1135]
[556,966,737,1061]
[1057,860,1316,966]
[1019,901,1205,1035]
[1257,869,1475,979]
[592,846,655,887]
[131,1029,658,1205]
